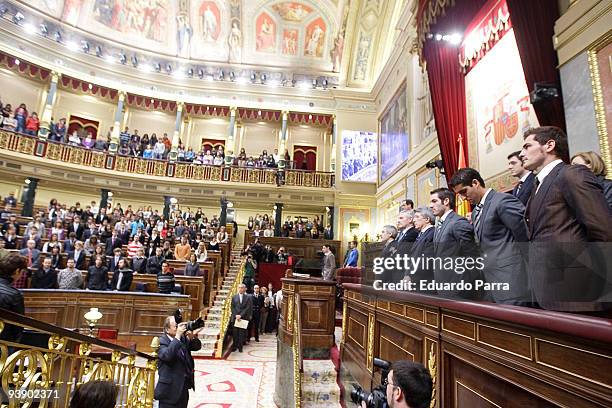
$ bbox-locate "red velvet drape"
[423,0,486,181]
[293,145,317,171]
[506,0,565,131]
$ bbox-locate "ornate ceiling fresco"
[5,0,402,88]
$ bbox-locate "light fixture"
[23,23,36,35]
[197,69,204,79]
[131,55,138,67]
[165,63,172,73]
[229,71,235,81]
[81,40,90,53]
[14,58,20,66]
[88,83,93,90]
[107,192,114,197]
[39,23,48,36]
[170,197,178,204]
[217,70,224,80]
[154,63,162,72]
[449,33,462,45]
[24,178,31,185]
[12,12,24,24]
[250,73,256,83]
[0,6,8,17]
[435,33,442,41]
[66,41,79,52]
[187,68,194,77]
[227,201,234,208]
[84,307,103,337]
[54,30,62,42]
[119,53,127,64]
[260,73,267,84]
[312,79,318,88]
[95,45,103,57]
[150,98,154,104]
[322,79,328,89]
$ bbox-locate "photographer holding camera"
[353,359,432,408]
[154,311,203,408]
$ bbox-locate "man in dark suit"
[378,225,399,284]
[68,241,87,270]
[154,315,202,408]
[450,168,531,305]
[105,232,123,256]
[295,224,306,238]
[396,211,419,244]
[63,232,77,253]
[70,216,84,240]
[231,283,253,352]
[430,188,481,299]
[249,285,264,343]
[407,208,436,289]
[507,150,535,205]
[109,248,124,272]
[520,126,612,312]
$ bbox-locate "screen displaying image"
[341,130,377,182]
[379,85,409,183]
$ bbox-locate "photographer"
[243,254,257,293]
[355,360,432,408]
[154,314,202,408]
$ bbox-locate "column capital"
[117,90,127,101]
[282,110,290,117]
[50,71,61,83]
[230,106,238,116]
[176,101,185,111]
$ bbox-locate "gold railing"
[0,308,158,408]
[0,130,335,188]
[292,293,302,408]
[214,259,246,358]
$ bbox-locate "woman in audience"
[191,232,204,249]
[195,241,208,262]
[149,133,158,148]
[49,246,62,270]
[213,151,224,166]
[83,235,98,254]
[280,224,290,237]
[91,245,107,266]
[82,132,95,149]
[68,130,81,146]
[14,103,27,133]
[208,236,220,251]
[42,233,62,253]
[266,283,278,333]
[571,151,612,213]
[24,112,39,136]
[140,133,150,151]
[52,118,67,142]
[185,253,200,276]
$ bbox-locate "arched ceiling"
[11,0,403,88]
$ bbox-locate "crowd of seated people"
[246,213,332,239]
[0,196,230,293]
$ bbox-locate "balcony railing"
[0,308,158,408]
[0,131,335,188]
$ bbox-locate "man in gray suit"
[450,168,531,305]
[231,283,252,352]
[430,188,481,299]
[321,244,336,280]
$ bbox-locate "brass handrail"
[0,308,158,408]
[214,258,246,358]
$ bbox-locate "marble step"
[204,321,220,329]
[301,382,341,404]
[192,348,216,357]
[302,360,338,385]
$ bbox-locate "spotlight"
[250,73,256,83]
[81,40,90,53]
[24,178,31,185]
[229,71,235,81]
[260,73,267,84]
[187,68,194,77]
[435,33,442,41]
[23,23,36,35]
[107,192,113,197]
[426,33,433,39]
[119,53,127,64]
[131,55,138,67]
[95,45,103,57]
[12,12,24,24]
[66,41,79,52]
[40,23,48,35]
[169,197,178,204]
[165,63,172,73]
[154,63,162,72]
[54,30,62,42]
[88,83,93,90]
[197,69,204,79]
[14,58,20,66]
[449,33,462,45]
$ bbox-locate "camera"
[173,308,204,332]
[350,358,391,408]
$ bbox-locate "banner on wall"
[464,27,539,183]
[341,130,377,182]
[379,85,409,184]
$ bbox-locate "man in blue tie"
[343,240,359,267]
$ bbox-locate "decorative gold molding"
[587,32,612,177]
[366,312,375,373]
[428,341,437,408]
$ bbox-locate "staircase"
[301,360,341,407]
[194,249,243,357]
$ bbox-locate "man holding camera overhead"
[155,313,202,408]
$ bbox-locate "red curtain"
[201,138,225,153]
[423,0,486,182]
[68,115,99,139]
[506,0,565,130]
[293,145,317,171]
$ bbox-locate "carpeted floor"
[188,333,278,408]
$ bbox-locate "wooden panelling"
[442,315,476,341]
[242,236,341,264]
[476,324,532,360]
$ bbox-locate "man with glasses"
[362,360,432,408]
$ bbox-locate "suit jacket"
[70,223,84,240]
[408,227,435,288]
[105,237,123,256]
[295,228,306,238]
[512,172,535,205]
[154,334,201,404]
[397,227,419,243]
[63,239,76,253]
[473,190,530,304]
[231,293,253,323]
[109,256,123,272]
[380,240,399,283]
[131,257,147,274]
[525,163,612,311]
[19,248,40,269]
[31,268,58,289]
[433,211,481,299]
[68,250,86,270]
[110,269,133,291]
[322,253,336,280]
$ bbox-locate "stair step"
[301,383,341,404]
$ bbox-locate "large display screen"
[341,130,377,182]
[379,85,409,183]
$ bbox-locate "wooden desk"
[341,284,612,408]
[23,289,191,337]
